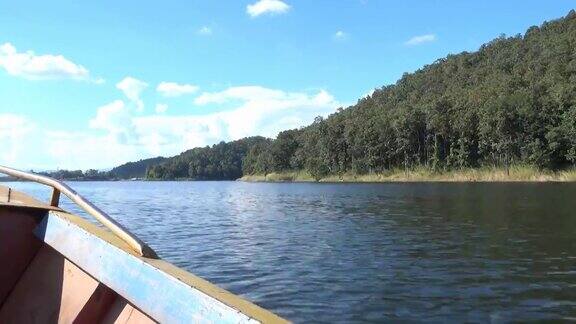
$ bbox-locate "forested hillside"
[36,169,111,181]
[147,11,576,180]
[111,157,166,179]
[147,137,269,180]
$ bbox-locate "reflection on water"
[6,181,576,323]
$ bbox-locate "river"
[6,181,576,323]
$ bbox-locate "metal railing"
[0,165,158,259]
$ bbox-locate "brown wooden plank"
[0,207,44,304]
[74,283,119,324]
[101,298,157,324]
[0,185,62,211]
[0,245,105,323]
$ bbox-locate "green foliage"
[240,11,576,178]
[147,137,269,180]
[37,169,111,180]
[132,11,576,181]
[110,157,166,179]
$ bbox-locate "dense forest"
[111,157,166,179]
[36,169,112,181]
[147,137,269,180]
[8,12,574,182]
[142,11,576,180]
[21,157,166,181]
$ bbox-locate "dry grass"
[240,166,576,183]
[238,171,315,182]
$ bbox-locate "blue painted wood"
[34,212,261,324]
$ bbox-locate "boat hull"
[0,186,288,324]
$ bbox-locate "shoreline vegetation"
[239,166,576,183]
[4,13,576,184]
[145,12,576,183]
[2,166,576,183]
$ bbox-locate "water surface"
[6,181,576,323]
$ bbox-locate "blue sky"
[0,0,574,170]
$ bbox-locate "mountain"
[146,137,269,180]
[145,10,576,180]
[110,157,167,179]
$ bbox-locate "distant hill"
[146,137,269,180]
[110,157,167,179]
[128,10,576,180]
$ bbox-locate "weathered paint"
[35,211,285,324]
[0,164,156,258]
[0,185,62,211]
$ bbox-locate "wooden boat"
[0,166,288,324]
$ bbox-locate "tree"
[139,11,576,180]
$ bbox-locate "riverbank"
[239,166,576,183]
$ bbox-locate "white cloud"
[44,131,142,170]
[95,85,340,163]
[2,86,343,169]
[197,26,212,35]
[194,86,285,105]
[0,114,36,166]
[0,42,92,81]
[155,103,168,113]
[247,0,290,17]
[333,31,349,41]
[94,77,106,85]
[0,114,34,138]
[156,81,199,97]
[404,34,437,46]
[89,100,128,133]
[89,100,136,144]
[190,86,339,140]
[116,77,148,111]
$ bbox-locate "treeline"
[111,157,166,179]
[30,157,167,181]
[37,169,112,181]
[146,137,269,180]
[147,11,576,180]
[242,11,576,179]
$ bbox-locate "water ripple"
[6,181,576,323]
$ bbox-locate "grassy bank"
[239,166,576,183]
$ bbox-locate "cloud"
[89,100,136,144]
[0,114,34,137]
[155,103,168,114]
[0,114,36,166]
[116,77,148,111]
[404,34,437,46]
[190,86,340,140]
[44,130,142,170]
[197,26,212,35]
[3,85,343,169]
[194,86,285,105]
[0,42,93,81]
[100,86,340,164]
[94,77,106,85]
[333,31,349,41]
[247,0,290,17]
[89,100,129,133]
[156,81,199,97]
